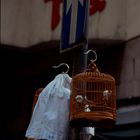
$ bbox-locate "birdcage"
[70,50,116,128]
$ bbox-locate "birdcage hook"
[53,63,69,74]
[84,49,98,72]
[84,49,97,62]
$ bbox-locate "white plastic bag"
[26,74,72,140]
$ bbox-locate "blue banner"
[60,0,89,53]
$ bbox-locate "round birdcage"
[70,50,116,128]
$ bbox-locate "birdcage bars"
[70,58,116,128]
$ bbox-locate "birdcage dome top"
[73,60,115,82]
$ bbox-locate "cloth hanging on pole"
[25,73,72,140]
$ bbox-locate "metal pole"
[72,43,88,75]
[71,0,90,139]
[72,0,89,75]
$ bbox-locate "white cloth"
[25,74,72,140]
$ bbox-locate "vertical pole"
[72,0,89,75]
[71,44,88,140]
[72,43,88,75]
[71,0,90,139]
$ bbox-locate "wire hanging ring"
[84,49,97,62]
[53,63,69,74]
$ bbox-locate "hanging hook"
[84,49,97,62]
[53,63,69,74]
[84,49,99,72]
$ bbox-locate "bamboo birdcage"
[70,50,116,128]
